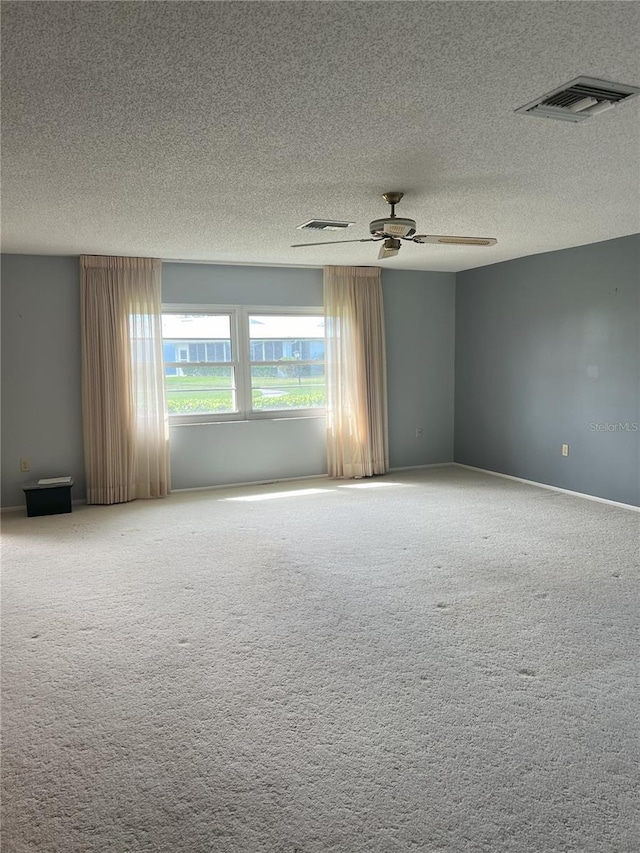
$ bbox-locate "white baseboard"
[7,464,633,513]
[173,465,456,493]
[172,466,455,495]
[454,463,640,512]
[389,462,454,472]
[4,477,329,509]
[171,472,329,494]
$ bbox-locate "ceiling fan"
[291,192,497,259]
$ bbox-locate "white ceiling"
[2,1,639,272]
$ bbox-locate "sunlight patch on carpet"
[224,487,331,501]
[337,481,409,489]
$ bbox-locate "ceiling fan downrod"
[382,191,404,218]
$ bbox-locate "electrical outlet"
[562,444,569,457]
[416,427,424,438]
[20,458,31,472]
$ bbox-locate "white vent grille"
[296,219,354,231]
[516,76,640,122]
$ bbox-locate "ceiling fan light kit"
[291,191,498,259]
[378,238,401,260]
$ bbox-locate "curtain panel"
[324,266,389,479]
[80,255,170,504]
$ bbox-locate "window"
[162,313,236,417]
[162,309,325,422]
[249,314,326,413]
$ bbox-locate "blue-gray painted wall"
[1,258,456,506]
[383,268,455,467]
[1,255,86,507]
[163,263,456,488]
[455,234,640,506]
[162,262,327,491]
[4,238,636,509]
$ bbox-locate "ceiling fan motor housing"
[369,217,417,239]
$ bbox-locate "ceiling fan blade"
[413,234,497,246]
[378,244,400,260]
[291,238,376,248]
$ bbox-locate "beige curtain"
[81,255,170,504]
[324,265,389,478]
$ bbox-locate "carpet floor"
[2,466,639,852]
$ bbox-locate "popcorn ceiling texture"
[1,1,639,271]
[2,467,639,852]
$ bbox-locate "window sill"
[169,413,326,428]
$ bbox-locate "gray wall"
[162,263,322,308]
[163,263,456,488]
[0,257,455,506]
[5,240,637,508]
[383,269,455,467]
[1,255,85,507]
[162,263,328,490]
[455,234,640,506]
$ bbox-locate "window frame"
[162,305,326,425]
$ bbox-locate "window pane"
[251,365,326,411]
[249,315,325,342]
[248,314,325,411]
[162,314,232,363]
[249,314,324,361]
[165,366,236,415]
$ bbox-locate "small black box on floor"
[23,478,74,517]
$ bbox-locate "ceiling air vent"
[515,76,640,122]
[296,219,354,231]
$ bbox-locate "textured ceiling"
[2,1,639,272]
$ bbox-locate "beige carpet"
[2,467,639,852]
